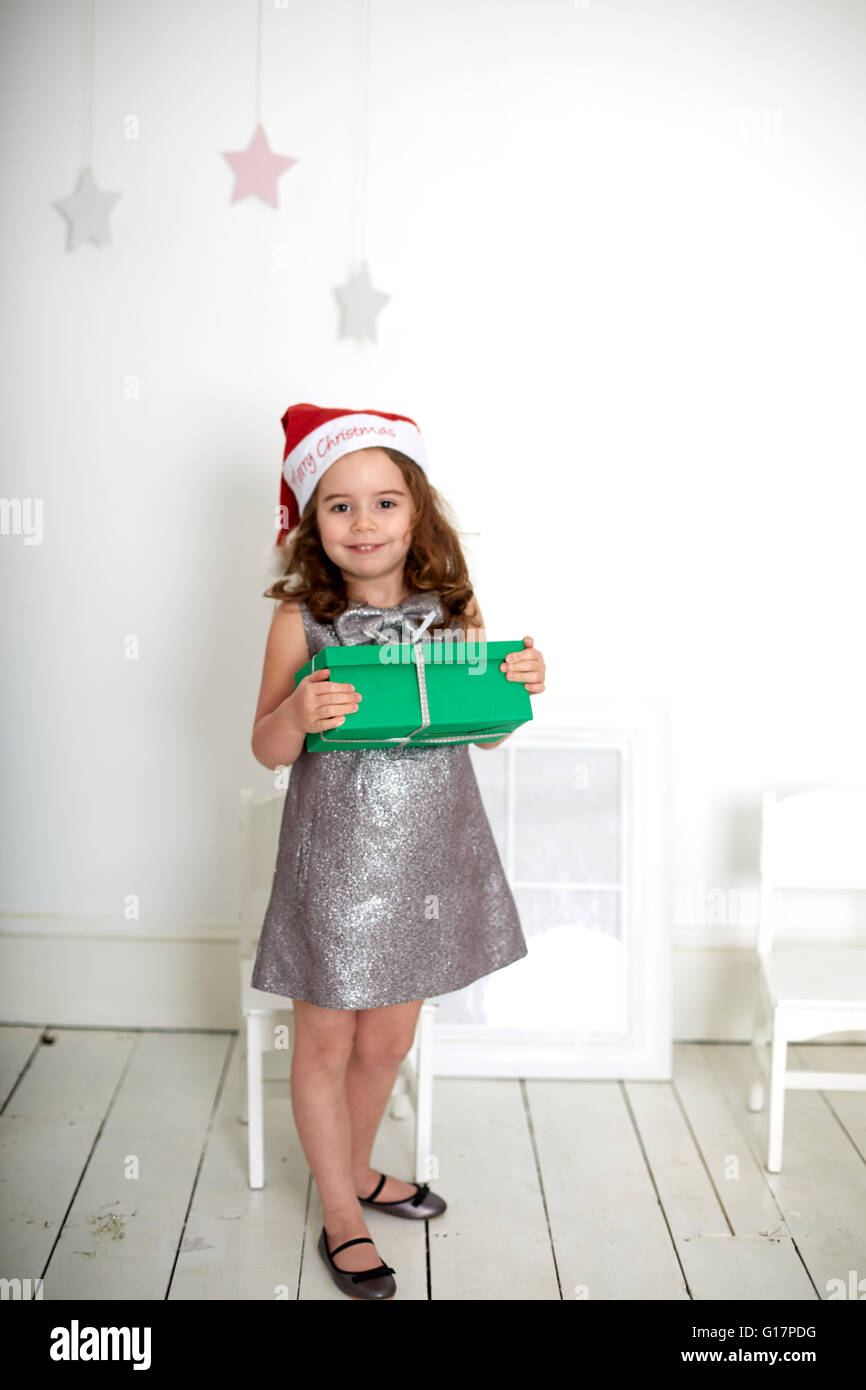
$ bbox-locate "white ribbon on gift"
[314,608,496,749]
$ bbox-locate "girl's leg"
[290,999,380,1274]
[345,998,426,1202]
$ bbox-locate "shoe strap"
[352,1264,396,1284]
[329,1235,374,1257]
[365,1182,430,1207]
[363,1172,387,1202]
[362,1171,431,1207]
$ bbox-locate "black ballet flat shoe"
[318,1227,396,1300]
[358,1171,447,1220]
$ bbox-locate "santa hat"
[275,402,429,546]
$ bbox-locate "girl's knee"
[351,1021,417,1068]
[291,1000,357,1066]
[351,1000,423,1067]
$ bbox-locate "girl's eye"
[330,499,397,512]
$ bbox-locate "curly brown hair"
[262,449,477,632]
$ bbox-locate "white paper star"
[222,124,298,208]
[334,263,391,343]
[54,167,121,250]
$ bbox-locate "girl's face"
[315,448,414,584]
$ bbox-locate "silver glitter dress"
[250,590,528,1010]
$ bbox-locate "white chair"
[237,784,438,1189]
[748,787,866,1172]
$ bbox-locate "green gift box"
[293,639,533,752]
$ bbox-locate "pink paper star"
[222,124,298,208]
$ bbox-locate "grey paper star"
[54,167,121,250]
[333,262,391,343]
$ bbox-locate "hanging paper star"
[54,167,121,250]
[222,124,297,208]
[333,263,391,343]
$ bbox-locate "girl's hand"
[500,637,545,694]
[287,667,362,734]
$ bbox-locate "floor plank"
[709,1044,866,1299]
[0,1028,137,1280]
[678,1234,816,1300]
[0,1024,43,1107]
[44,1032,231,1300]
[169,1040,311,1300]
[528,1078,689,1299]
[426,1078,559,1300]
[625,1078,729,1237]
[674,1044,790,1237]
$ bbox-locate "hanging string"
[358,0,371,268]
[86,0,94,172]
[255,0,263,128]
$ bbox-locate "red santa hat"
[275,402,429,546]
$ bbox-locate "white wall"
[2,0,866,1035]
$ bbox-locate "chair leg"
[414,1004,435,1184]
[389,1060,411,1119]
[238,1023,249,1125]
[247,1013,265,1189]
[767,1017,787,1173]
[748,972,770,1113]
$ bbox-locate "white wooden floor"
[1,1025,864,1301]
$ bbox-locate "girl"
[250,403,546,1300]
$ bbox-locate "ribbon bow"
[333,594,445,647]
[316,591,487,748]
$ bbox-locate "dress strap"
[296,599,313,659]
[295,597,332,659]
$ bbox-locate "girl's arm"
[250,601,311,770]
[462,598,511,751]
